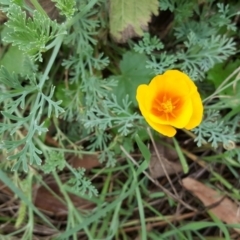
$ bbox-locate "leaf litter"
[149,142,183,178]
[182,177,240,234]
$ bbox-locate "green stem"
[30,0,48,17]
[39,34,64,90]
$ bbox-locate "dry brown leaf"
[44,132,101,170]
[0,180,95,218]
[69,154,101,169]
[149,143,182,178]
[182,177,240,234]
[34,182,95,217]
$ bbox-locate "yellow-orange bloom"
[136,70,203,137]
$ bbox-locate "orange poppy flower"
[136,70,203,137]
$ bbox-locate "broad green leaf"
[109,0,158,43]
[207,61,240,108]
[113,51,153,106]
[207,60,240,95]
[0,46,24,74]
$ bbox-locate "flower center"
[152,94,181,121]
[160,99,175,113]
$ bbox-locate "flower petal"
[168,97,193,128]
[168,70,197,94]
[145,70,195,126]
[185,91,203,129]
[147,97,193,128]
[148,78,193,128]
[145,118,177,137]
[136,84,155,121]
[161,70,196,97]
[136,70,203,136]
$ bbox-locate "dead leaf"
[182,177,240,234]
[109,0,159,43]
[44,132,101,170]
[69,154,101,169]
[149,143,182,178]
[0,180,95,218]
[34,182,95,217]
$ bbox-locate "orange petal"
[168,98,193,128]
[145,118,177,137]
[145,70,195,126]
[170,70,197,94]
[136,70,203,135]
[147,96,193,128]
[149,70,194,97]
[137,76,166,124]
[185,91,203,129]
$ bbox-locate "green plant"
[1,0,240,239]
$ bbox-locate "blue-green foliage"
[0,66,64,171]
[67,168,98,197]
[193,111,237,149]
[0,0,100,195]
[137,1,238,80]
[41,151,66,173]
[133,33,164,55]
[0,0,239,174]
